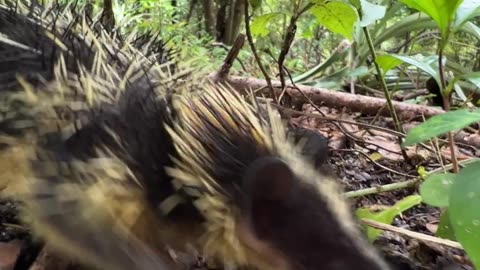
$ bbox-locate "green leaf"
[417,166,428,179]
[449,161,480,269]
[459,71,480,89]
[446,72,480,99]
[462,21,480,40]
[358,0,386,27]
[388,54,441,85]
[453,0,480,29]
[400,0,463,39]
[403,109,480,146]
[292,39,351,83]
[310,1,358,41]
[375,55,403,74]
[419,173,456,207]
[356,195,422,241]
[436,209,457,241]
[347,66,369,78]
[349,0,361,9]
[250,13,283,37]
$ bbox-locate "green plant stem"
[438,49,459,173]
[362,27,408,161]
[277,2,314,103]
[345,158,479,198]
[243,0,277,103]
[345,179,418,198]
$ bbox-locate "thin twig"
[363,27,409,162]
[345,179,419,198]
[278,67,408,156]
[276,2,313,103]
[361,219,463,250]
[345,158,479,198]
[269,103,405,137]
[438,49,459,173]
[243,0,277,103]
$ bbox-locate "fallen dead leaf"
[425,223,438,234]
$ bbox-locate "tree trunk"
[215,0,228,41]
[228,0,244,45]
[202,0,216,36]
[224,0,236,44]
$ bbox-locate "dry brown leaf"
[425,223,438,234]
[364,135,403,161]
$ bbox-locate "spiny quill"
[1,1,391,270]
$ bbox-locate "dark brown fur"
[1,2,392,270]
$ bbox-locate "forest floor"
[0,101,477,270]
[293,103,476,270]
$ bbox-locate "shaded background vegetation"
[55,0,480,99]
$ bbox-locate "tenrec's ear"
[291,127,329,167]
[242,156,297,203]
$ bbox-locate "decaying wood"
[211,75,445,120]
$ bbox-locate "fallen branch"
[212,75,444,120]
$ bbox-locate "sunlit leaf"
[400,0,463,38]
[358,0,387,27]
[375,55,403,74]
[453,0,480,29]
[310,2,358,41]
[250,13,283,37]
[356,195,422,241]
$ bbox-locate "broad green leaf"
[388,54,441,85]
[358,0,386,27]
[453,0,480,29]
[356,195,422,241]
[375,55,403,74]
[462,21,480,40]
[400,0,463,38]
[419,173,456,207]
[446,72,480,98]
[449,161,480,269]
[347,66,368,78]
[403,109,480,146]
[453,82,468,103]
[250,13,283,37]
[310,2,358,41]
[436,209,457,240]
[459,72,480,89]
